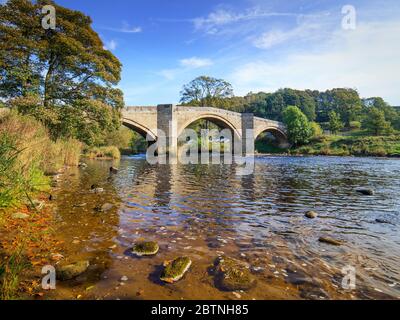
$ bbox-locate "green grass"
[291,132,400,157]
[0,248,30,300]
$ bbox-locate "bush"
[283,106,313,146]
[349,121,362,130]
[310,122,323,138]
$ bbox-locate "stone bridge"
[121,105,287,156]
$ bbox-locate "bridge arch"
[122,118,157,141]
[255,125,289,148]
[177,113,241,141]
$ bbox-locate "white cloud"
[158,57,213,80]
[229,20,400,104]
[193,7,310,35]
[180,57,213,68]
[104,39,117,51]
[101,22,142,34]
[253,21,322,49]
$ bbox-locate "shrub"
[349,121,362,130]
[310,122,323,138]
[282,106,313,146]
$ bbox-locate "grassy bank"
[0,111,82,209]
[291,133,400,157]
[0,111,81,299]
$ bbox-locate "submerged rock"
[356,188,374,196]
[110,167,119,174]
[375,218,391,224]
[78,162,88,168]
[318,237,343,246]
[91,188,104,194]
[160,257,192,283]
[132,241,159,256]
[214,256,256,291]
[95,203,114,213]
[56,260,89,281]
[305,211,318,219]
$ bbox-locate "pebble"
[120,276,128,282]
[232,292,241,299]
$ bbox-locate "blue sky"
[54,0,400,105]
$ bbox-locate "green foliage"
[328,111,344,134]
[0,0,124,146]
[349,121,362,130]
[310,122,323,138]
[180,76,234,108]
[362,107,393,136]
[282,106,313,146]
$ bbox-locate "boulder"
[160,257,191,283]
[214,256,256,291]
[305,211,318,219]
[356,188,374,196]
[56,260,90,281]
[110,167,119,174]
[132,241,159,256]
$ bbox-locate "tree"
[324,88,362,127]
[0,0,124,145]
[180,76,234,108]
[363,97,399,130]
[363,107,392,136]
[282,106,313,146]
[328,111,344,134]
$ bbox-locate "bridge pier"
[157,104,178,159]
[241,114,255,156]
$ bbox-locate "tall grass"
[0,248,30,300]
[0,111,82,207]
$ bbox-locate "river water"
[48,156,400,300]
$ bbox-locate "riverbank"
[256,132,400,158]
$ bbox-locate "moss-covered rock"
[56,260,89,281]
[132,241,159,256]
[214,256,256,291]
[160,257,191,283]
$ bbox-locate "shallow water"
[48,156,400,300]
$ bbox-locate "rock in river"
[356,188,374,196]
[214,256,256,291]
[132,241,159,256]
[110,167,119,174]
[160,257,192,283]
[318,237,343,246]
[56,260,90,281]
[305,211,318,219]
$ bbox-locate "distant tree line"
[180,77,400,145]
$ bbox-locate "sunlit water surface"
[49,156,400,300]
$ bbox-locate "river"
[47,155,400,300]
